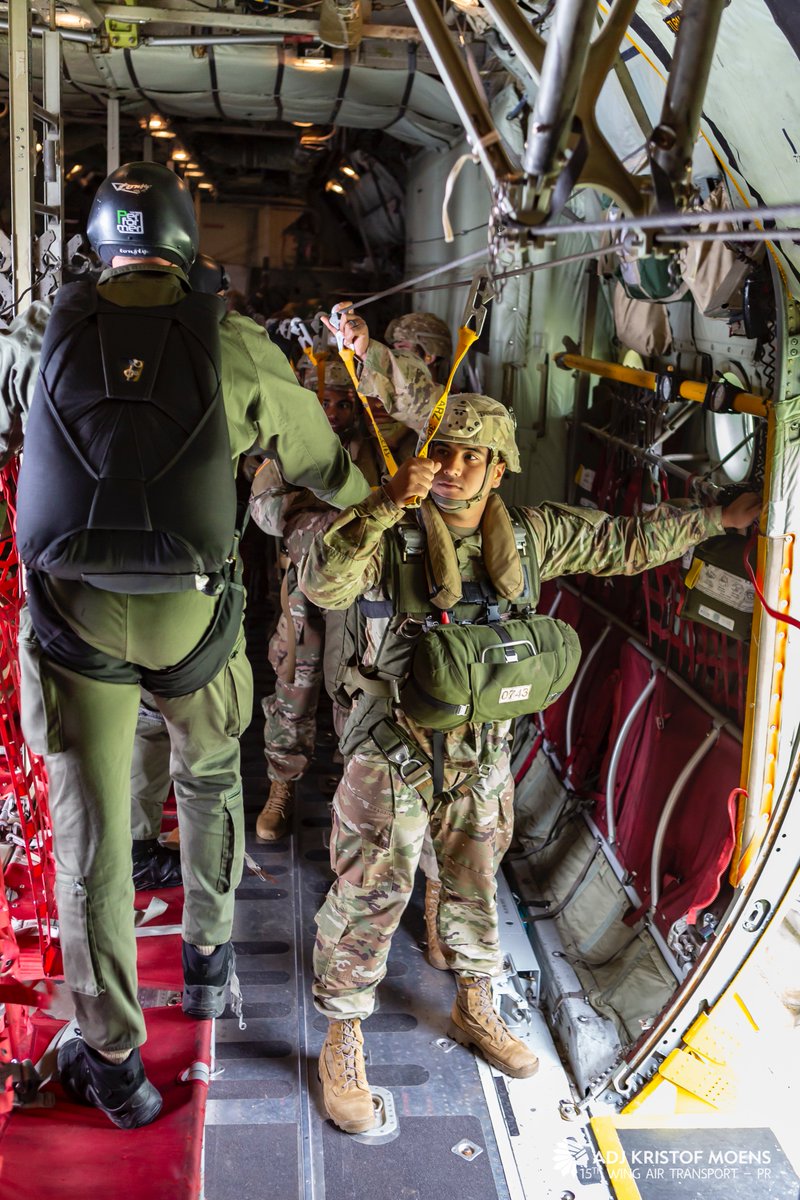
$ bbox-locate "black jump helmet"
[189,253,230,295]
[87,162,199,270]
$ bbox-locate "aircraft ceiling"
[1,2,799,276]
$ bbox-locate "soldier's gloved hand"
[383,456,441,508]
[321,302,370,359]
[720,491,762,530]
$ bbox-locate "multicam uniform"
[252,443,381,790]
[250,362,407,801]
[300,488,727,1021]
[352,320,449,891]
[357,340,442,436]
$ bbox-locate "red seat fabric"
[614,671,715,902]
[592,641,654,839]
[653,727,739,934]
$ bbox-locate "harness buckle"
[396,616,429,639]
[371,718,433,792]
[398,758,433,790]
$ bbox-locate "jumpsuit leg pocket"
[224,636,255,738]
[214,796,240,894]
[57,875,104,996]
[332,755,396,890]
[313,904,349,981]
[18,612,63,755]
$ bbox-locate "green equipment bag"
[400,616,582,731]
[682,534,755,641]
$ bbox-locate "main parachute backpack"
[16,281,235,595]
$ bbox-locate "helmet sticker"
[111,182,152,194]
[122,358,145,383]
[116,210,144,235]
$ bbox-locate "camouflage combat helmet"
[386,312,452,360]
[433,394,521,473]
[301,354,353,392]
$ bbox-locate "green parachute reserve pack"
[401,614,582,730]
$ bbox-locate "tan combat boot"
[256,780,294,841]
[424,879,449,971]
[450,976,539,1078]
[319,1018,375,1134]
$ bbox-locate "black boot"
[131,838,182,891]
[58,1039,163,1129]
[182,940,235,1019]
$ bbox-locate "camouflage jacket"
[357,340,443,435]
[300,488,727,612]
[250,430,387,568]
[299,488,727,766]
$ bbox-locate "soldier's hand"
[321,302,370,358]
[383,457,441,507]
[720,491,762,530]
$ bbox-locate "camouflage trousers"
[263,568,325,783]
[312,737,515,1020]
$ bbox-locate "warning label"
[697,563,755,612]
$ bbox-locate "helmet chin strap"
[430,451,498,514]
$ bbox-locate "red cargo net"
[0,461,59,1076]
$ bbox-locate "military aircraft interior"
[0,1,799,1198]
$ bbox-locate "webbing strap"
[383,42,417,130]
[273,45,285,123]
[408,324,479,506]
[329,50,351,124]
[417,325,479,459]
[278,569,297,684]
[339,346,399,476]
[405,675,469,718]
[432,729,444,797]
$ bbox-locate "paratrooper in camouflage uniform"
[322,306,455,967]
[251,353,413,840]
[298,392,761,1135]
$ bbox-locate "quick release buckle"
[372,718,433,790]
[398,757,433,789]
[384,737,432,790]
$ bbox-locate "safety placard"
[695,562,755,612]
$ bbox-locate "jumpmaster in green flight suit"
[0,264,369,1057]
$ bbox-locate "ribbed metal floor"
[202,561,513,1200]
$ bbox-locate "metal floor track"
[201,575,514,1200]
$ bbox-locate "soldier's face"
[429,441,506,505]
[321,389,355,435]
[393,338,437,366]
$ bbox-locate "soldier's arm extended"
[525,500,727,582]
[298,488,401,610]
[249,458,337,563]
[357,340,442,435]
[0,301,51,464]
[225,313,371,510]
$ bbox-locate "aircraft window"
[704,368,756,484]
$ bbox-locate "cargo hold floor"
[202,716,517,1200]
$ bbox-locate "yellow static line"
[339,346,399,477]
